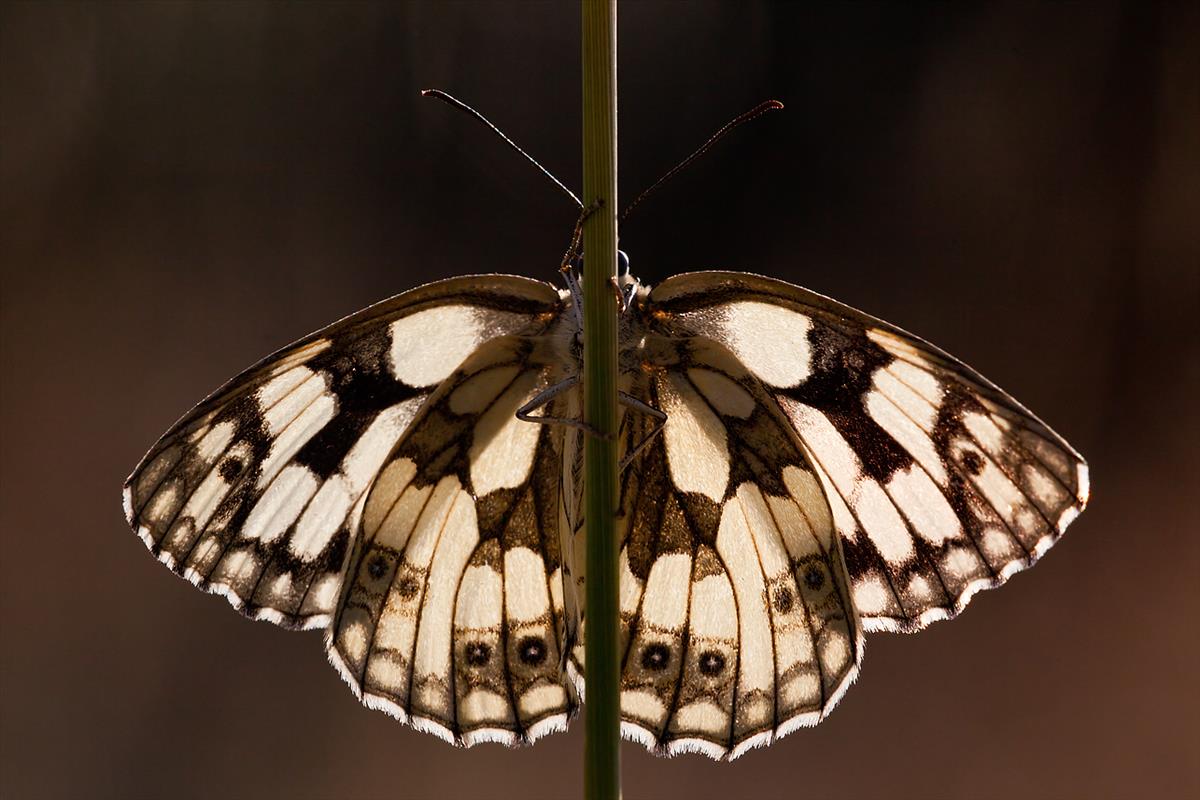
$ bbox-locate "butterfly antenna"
[421,89,583,209]
[620,99,784,223]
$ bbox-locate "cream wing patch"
[619,552,692,742]
[410,492,480,733]
[390,306,495,387]
[657,372,729,502]
[469,371,543,496]
[679,300,813,388]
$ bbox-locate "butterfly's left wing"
[645,272,1089,634]
[326,334,578,746]
[124,275,563,630]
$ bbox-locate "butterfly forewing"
[123,275,563,629]
[645,272,1089,634]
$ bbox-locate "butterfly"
[123,260,1088,760]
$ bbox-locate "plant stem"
[581,1,620,799]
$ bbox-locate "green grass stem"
[581,1,621,799]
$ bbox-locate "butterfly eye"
[617,250,631,276]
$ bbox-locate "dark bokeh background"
[2,2,1197,798]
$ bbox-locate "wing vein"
[796,437,912,621]
[762,497,828,710]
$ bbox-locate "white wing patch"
[241,465,320,543]
[390,306,481,387]
[619,552,692,745]
[680,301,813,388]
[658,372,730,502]
[885,465,962,546]
[688,367,756,418]
[469,370,543,496]
[784,399,916,565]
[716,495,776,752]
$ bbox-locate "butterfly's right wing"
[123,275,563,630]
[646,272,1089,634]
[563,341,863,761]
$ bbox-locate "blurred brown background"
[2,2,1197,798]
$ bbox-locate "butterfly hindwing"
[572,336,863,759]
[645,272,1089,634]
[327,335,578,745]
[124,275,563,629]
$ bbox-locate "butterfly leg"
[622,279,638,312]
[607,276,638,313]
[559,268,584,322]
[517,376,666,466]
[516,375,617,440]
[617,392,666,472]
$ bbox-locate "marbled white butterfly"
[123,262,1088,759]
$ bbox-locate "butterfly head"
[616,249,641,296]
[561,249,641,322]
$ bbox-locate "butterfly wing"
[645,272,1089,634]
[326,334,577,746]
[560,334,863,760]
[123,275,563,630]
